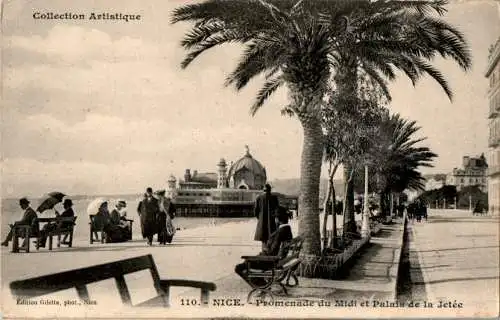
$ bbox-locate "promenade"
[1,209,498,318]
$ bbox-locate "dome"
[228,146,267,190]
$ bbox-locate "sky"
[1,0,499,198]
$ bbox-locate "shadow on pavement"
[413,275,499,285]
[417,245,499,253]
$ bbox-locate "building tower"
[167,175,177,198]
[217,158,227,189]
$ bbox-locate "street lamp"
[361,165,370,237]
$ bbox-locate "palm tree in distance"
[371,113,437,216]
[172,0,471,273]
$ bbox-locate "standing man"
[254,183,279,250]
[1,198,39,247]
[137,187,159,246]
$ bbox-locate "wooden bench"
[89,214,134,244]
[12,217,77,253]
[10,254,216,307]
[46,216,77,249]
[241,236,304,303]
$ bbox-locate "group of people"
[91,199,131,243]
[1,197,75,248]
[136,187,176,246]
[235,183,294,285]
[407,199,428,222]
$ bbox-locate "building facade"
[446,155,488,192]
[166,146,297,217]
[486,37,500,215]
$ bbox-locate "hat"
[63,199,73,206]
[146,187,153,193]
[117,200,127,207]
[264,183,272,191]
[19,197,30,205]
[155,189,166,196]
[276,206,290,223]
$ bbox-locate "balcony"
[489,135,500,147]
[488,165,500,176]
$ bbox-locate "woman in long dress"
[156,190,176,245]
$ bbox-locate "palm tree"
[172,0,470,272]
[371,113,437,216]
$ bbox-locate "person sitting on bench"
[1,198,38,247]
[235,208,293,285]
[37,199,75,248]
[103,200,130,243]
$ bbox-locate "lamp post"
[454,197,457,210]
[469,195,472,211]
[444,198,446,209]
[361,165,370,238]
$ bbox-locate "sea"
[0,196,251,241]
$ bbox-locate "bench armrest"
[241,255,280,262]
[159,279,216,291]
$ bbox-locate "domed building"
[228,146,267,190]
[166,146,297,217]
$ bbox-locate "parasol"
[86,198,108,215]
[36,192,66,213]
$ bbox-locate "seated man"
[1,198,39,247]
[235,209,293,286]
[37,199,75,248]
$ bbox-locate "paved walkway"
[407,209,499,318]
[1,216,405,318]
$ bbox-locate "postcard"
[1,0,499,318]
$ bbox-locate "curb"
[391,212,408,301]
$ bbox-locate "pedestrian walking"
[137,187,159,246]
[253,183,279,250]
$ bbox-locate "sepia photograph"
[1,0,499,318]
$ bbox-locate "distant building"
[446,155,488,192]
[167,146,297,217]
[486,38,500,215]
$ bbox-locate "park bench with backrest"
[89,214,134,244]
[11,217,77,253]
[241,235,304,303]
[9,254,216,308]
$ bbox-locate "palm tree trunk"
[330,182,337,249]
[298,117,324,261]
[322,162,339,250]
[321,178,331,251]
[342,166,356,235]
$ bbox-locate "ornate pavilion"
[166,146,297,217]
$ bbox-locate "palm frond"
[251,75,285,116]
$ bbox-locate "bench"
[41,217,77,250]
[11,217,77,253]
[89,215,134,244]
[241,236,304,303]
[10,254,216,307]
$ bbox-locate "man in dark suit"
[235,209,293,285]
[254,183,279,250]
[37,198,75,248]
[137,187,159,246]
[2,198,38,247]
